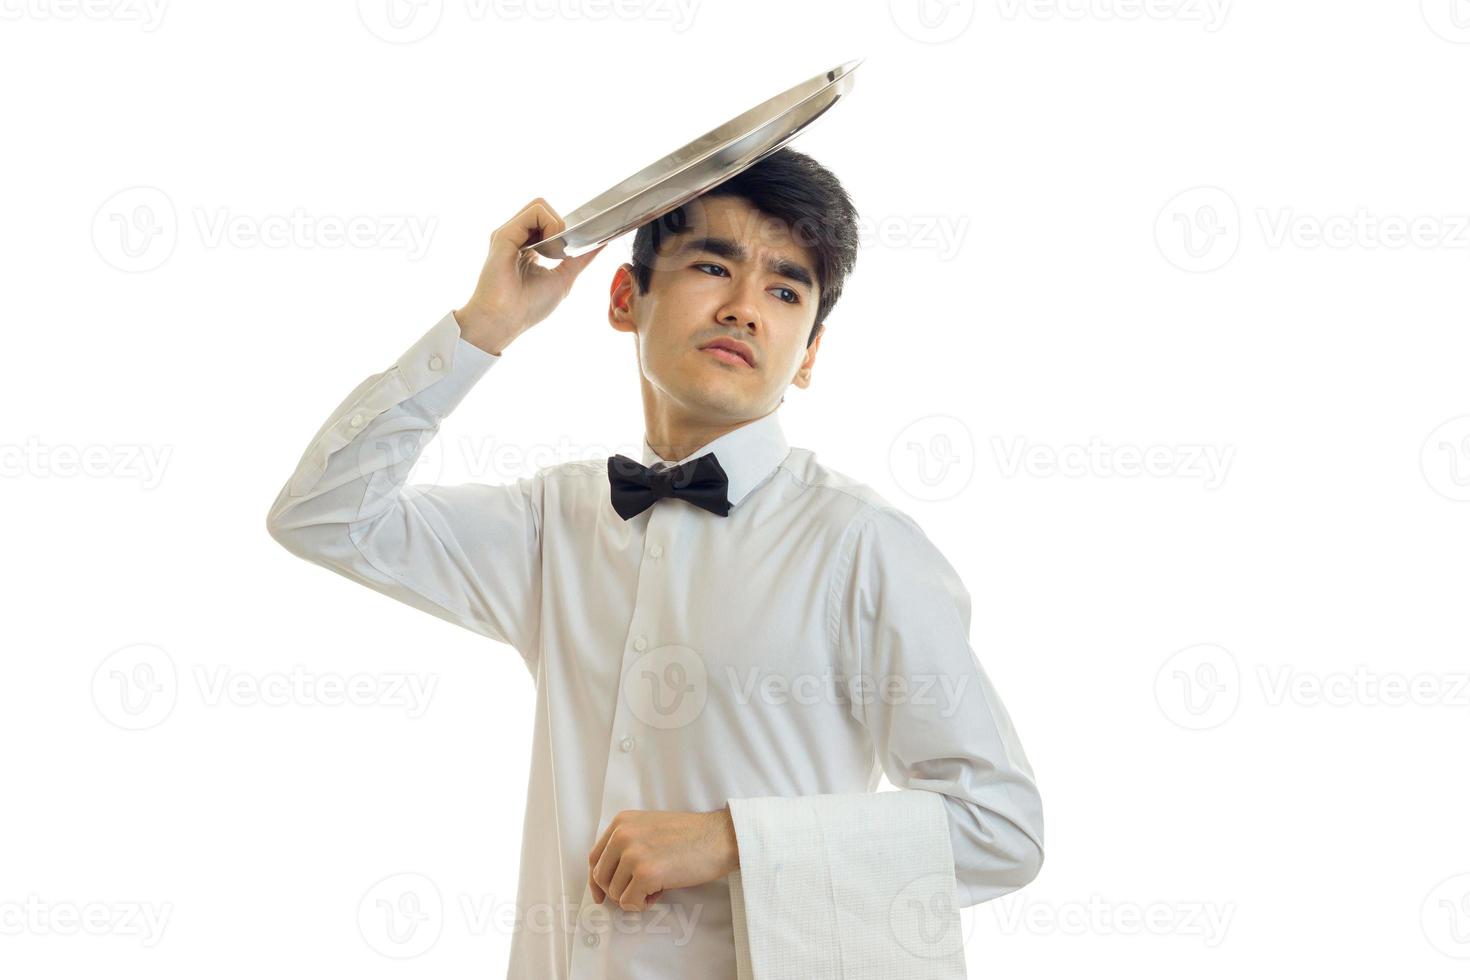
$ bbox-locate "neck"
[644,404,776,463]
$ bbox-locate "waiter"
[266,148,1044,979]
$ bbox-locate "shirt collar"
[640,410,790,510]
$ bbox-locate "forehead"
[663,194,818,270]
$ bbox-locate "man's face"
[608,195,825,422]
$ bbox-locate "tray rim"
[525,57,864,260]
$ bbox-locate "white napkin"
[727,790,968,979]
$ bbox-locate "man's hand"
[453,197,607,355]
[588,807,740,912]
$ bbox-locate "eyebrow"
[673,236,817,294]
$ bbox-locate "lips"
[699,338,755,367]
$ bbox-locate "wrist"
[453,306,517,356]
[717,805,739,876]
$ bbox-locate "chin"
[679,379,755,414]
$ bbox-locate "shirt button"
[649,544,663,559]
[349,413,364,428]
[583,933,599,947]
[633,635,647,651]
[620,736,635,752]
[428,353,444,372]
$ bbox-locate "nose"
[715,282,761,333]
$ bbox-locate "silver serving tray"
[524,58,863,260]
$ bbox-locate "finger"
[622,875,661,912]
[490,199,566,256]
[503,198,565,239]
[589,819,615,871]
[591,838,623,902]
[608,859,637,910]
[588,866,604,904]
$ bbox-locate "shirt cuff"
[726,790,968,979]
[397,310,501,421]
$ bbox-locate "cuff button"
[349,413,364,428]
[428,353,444,372]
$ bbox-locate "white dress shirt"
[266,310,1045,979]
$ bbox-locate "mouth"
[699,339,756,368]
[702,347,753,368]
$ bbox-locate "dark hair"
[629,147,859,349]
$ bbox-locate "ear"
[791,322,824,389]
[608,263,637,335]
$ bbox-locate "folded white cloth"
[727,790,968,980]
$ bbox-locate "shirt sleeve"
[723,504,1044,978]
[265,310,544,671]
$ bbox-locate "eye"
[695,263,801,305]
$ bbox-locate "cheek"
[651,272,709,310]
[636,325,699,378]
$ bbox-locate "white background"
[4,0,1469,977]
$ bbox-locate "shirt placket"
[571,501,672,975]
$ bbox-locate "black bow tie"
[607,452,731,520]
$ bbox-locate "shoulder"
[521,456,608,491]
[779,446,892,514]
[547,457,608,481]
[778,447,940,552]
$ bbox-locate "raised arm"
[265,199,607,667]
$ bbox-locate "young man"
[266,149,1044,979]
